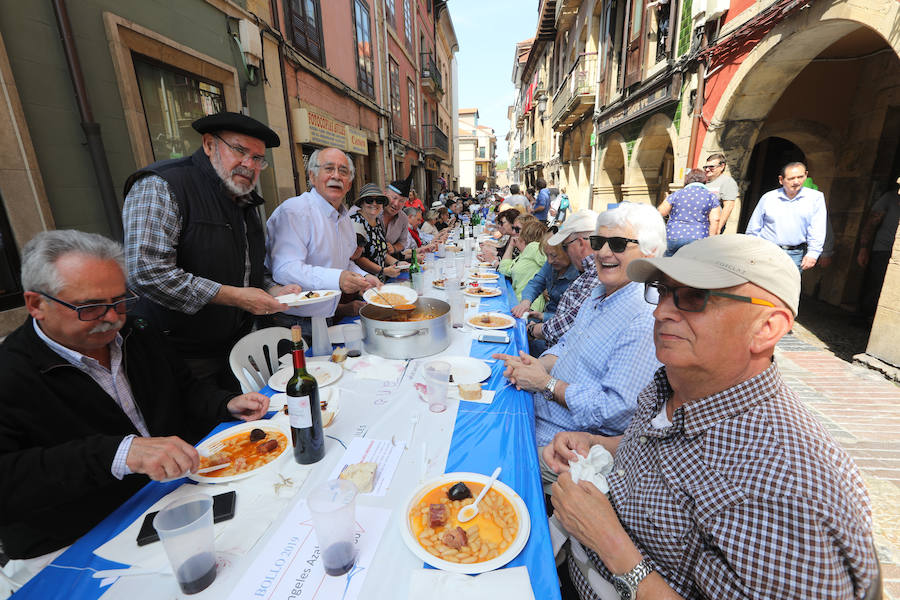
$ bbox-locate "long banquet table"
[13,263,561,600]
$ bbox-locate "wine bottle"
[286,326,324,464]
[459,225,465,241]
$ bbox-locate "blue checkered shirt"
[33,321,148,479]
[541,256,599,346]
[535,280,659,446]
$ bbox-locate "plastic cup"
[423,361,451,413]
[454,255,466,280]
[343,323,363,357]
[436,243,446,258]
[465,296,481,320]
[153,494,217,595]
[307,479,359,576]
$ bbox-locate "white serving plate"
[399,472,531,574]
[428,356,491,385]
[463,286,502,298]
[268,361,343,392]
[363,284,418,308]
[188,420,290,484]
[467,312,515,330]
[275,290,339,306]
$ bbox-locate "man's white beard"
[211,147,257,196]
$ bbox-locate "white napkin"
[447,386,495,405]
[568,444,615,493]
[407,566,535,600]
[344,355,408,382]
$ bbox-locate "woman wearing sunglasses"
[350,184,404,281]
[499,219,548,303]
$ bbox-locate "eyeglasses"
[39,291,139,321]
[644,281,775,312]
[319,163,352,178]
[213,135,268,170]
[589,235,639,253]
[561,236,589,252]
[703,163,723,171]
[362,196,388,206]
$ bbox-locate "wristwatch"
[542,376,558,402]
[612,558,653,600]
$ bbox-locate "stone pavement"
[778,325,900,598]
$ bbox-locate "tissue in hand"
[568,444,615,493]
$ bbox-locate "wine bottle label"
[286,395,312,429]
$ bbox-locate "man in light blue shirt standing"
[533,178,551,222]
[745,161,827,270]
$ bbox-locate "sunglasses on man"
[589,235,639,253]
[644,281,775,312]
[362,196,388,206]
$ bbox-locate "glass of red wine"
[153,494,217,594]
[307,479,360,576]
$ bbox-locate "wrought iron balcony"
[551,52,597,130]
[422,124,449,159]
[420,52,443,98]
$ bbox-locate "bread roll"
[339,462,377,493]
[458,383,482,401]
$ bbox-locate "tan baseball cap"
[626,234,801,315]
[547,209,600,246]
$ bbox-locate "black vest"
[123,149,265,357]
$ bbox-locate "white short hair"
[308,148,356,180]
[21,230,124,294]
[596,203,666,258]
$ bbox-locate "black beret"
[192,111,280,148]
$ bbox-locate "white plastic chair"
[229,327,306,393]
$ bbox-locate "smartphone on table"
[136,490,236,546]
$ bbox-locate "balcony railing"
[420,52,443,96]
[551,52,597,128]
[422,124,448,155]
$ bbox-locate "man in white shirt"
[746,161,827,270]
[265,147,379,318]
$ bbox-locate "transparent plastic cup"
[423,360,452,412]
[307,479,359,576]
[153,494,217,595]
[343,323,363,357]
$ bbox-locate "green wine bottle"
[286,326,324,464]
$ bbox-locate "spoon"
[457,466,501,523]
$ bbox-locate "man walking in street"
[703,153,739,233]
[546,234,877,600]
[505,184,530,214]
[123,112,297,391]
[746,161,826,270]
[533,178,551,222]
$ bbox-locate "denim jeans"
[784,248,804,270]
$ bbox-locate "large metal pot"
[359,297,451,359]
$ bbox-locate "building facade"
[458,108,497,194]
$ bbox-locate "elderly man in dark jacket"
[0,230,268,580]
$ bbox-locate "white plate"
[468,272,499,281]
[188,420,290,484]
[463,286,502,298]
[428,356,491,385]
[467,312,515,330]
[432,279,465,290]
[268,361,343,392]
[363,284,418,308]
[275,290,339,307]
[399,472,531,574]
[268,387,339,426]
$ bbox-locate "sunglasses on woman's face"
[589,235,639,253]
[362,196,388,206]
[512,225,521,233]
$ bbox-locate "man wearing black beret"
[123,111,300,390]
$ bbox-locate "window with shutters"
[287,0,324,65]
[353,0,375,98]
[407,77,418,144]
[390,58,402,133]
[623,0,646,87]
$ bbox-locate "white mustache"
[90,321,123,334]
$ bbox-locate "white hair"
[596,202,666,258]
[308,148,356,179]
[21,230,125,294]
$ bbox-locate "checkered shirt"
[568,363,877,600]
[536,280,659,447]
[32,320,148,479]
[541,255,599,346]
[124,175,273,314]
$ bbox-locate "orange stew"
[408,481,518,564]
[198,429,288,477]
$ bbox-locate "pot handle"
[374,328,427,339]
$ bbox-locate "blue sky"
[451,0,539,162]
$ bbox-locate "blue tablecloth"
[13,277,559,600]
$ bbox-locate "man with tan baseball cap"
[543,234,877,600]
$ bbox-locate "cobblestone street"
[778,325,900,598]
